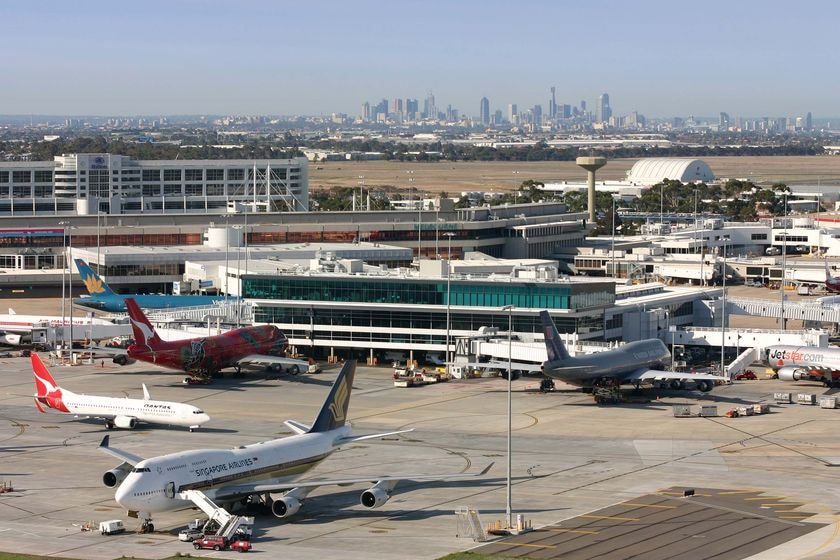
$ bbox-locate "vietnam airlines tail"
[73,258,236,313]
[98,359,492,528]
[32,353,210,430]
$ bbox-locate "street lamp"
[780,192,788,332]
[610,196,616,278]
[720,241,727,377]
[58,221,73,354]
[444,233,455,372]
[233,225,243,327]
[501,304,514,529]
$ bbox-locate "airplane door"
[165,481,175,499]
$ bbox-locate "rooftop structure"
[625,158,714,185]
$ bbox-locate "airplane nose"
[114,481,131,507]
[198,414,210,424]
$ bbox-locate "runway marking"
[746,496,787,501]
[622,502,676,509]
[780,516,810,520]
[719,490,757,495]
[763,503,800,507]
[505,542,556,549]
[775,510,807,513]
[580,514,639,521]
[547,528,599,535]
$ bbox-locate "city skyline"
[3,0,839,117]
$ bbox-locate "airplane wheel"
[105,421,114,430]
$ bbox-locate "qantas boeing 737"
[32,353,209,430]
[114,297,308,382]
[98,360,491,531]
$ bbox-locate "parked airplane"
[0,308,116,345]
[114,297,308,381]
[73,259,236,312]
[539,310,722,399]
[98,360,491,530]
[32,353,210,430]
[764,345,840,386]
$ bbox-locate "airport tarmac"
[3,360,840,559]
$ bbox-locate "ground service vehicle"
[193,535,228,551]
[178,527,203,542]
[99,520,125,535]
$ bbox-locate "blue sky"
[3,0,838,118]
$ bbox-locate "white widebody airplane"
[98,360,491,531]
[765,345,840,386]
[32,353,210,431]
[0,309,117,345]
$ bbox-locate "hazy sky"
[3,0,838,118]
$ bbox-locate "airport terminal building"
[0,153,309,216]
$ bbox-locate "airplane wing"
[623,368,724,383]
[237,354,311,373]
[97,435,144,466]
[211,462,494,502]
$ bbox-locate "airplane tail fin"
[539,310,571,363]
[125,298,163,348]
[31,353,60,398]
[308,360,355,433]
[827,259,833,282]
[74,258,115,296]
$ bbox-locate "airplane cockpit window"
[132,467,151,473]
[193,410,204,414]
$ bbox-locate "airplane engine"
[113,416,138,429]
[361,482,392,509]
[103,466,129,488]
[113,355,135,366]
[695,380,713,393]
[270,495,302,518]
[0,333,22,345]
[777,367,805,381]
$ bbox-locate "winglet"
[478,462,495,476]
[100,435,110,448]
[142,384,151,400]
[539,310,571,362]
[308,360,355,433]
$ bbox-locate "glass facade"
[243,276,614,310]
[254,306,604,340]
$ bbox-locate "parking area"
[2,358,840,559]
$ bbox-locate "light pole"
[720,241,727,377]
[444,233,455,372]
[234,225,243,327]
[780,192,787,331]
[58,221,72,353]
[610,196,616,278]
[501,304,514,529]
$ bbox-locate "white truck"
[99,519,125,535]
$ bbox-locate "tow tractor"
[592,379,622,405]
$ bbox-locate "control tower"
[576,156,607,223]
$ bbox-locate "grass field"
[309,156,840,193]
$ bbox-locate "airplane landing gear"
[539,378,555,393]
[138,512,154,533]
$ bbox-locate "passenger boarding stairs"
[180,490,253,540]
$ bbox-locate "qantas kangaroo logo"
[130,317,155,346]
[31,354,69,412]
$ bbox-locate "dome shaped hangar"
[626,158,715,186]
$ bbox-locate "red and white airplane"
[113,297,308,382]
[32,353,210,431]
[0,309,117,346]
[825,261,840,294]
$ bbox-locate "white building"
[0,153,309,216]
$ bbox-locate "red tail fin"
[31,353,59,397]
[125,298,163,348]
[31,353,69,412]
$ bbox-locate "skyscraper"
[549,86,557,119]
[533,104,543,127]
[480,97,490,125]
[596,93,611,123]
[806,111,813,132]
[507,103,518,123]
[719,112,730,130]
